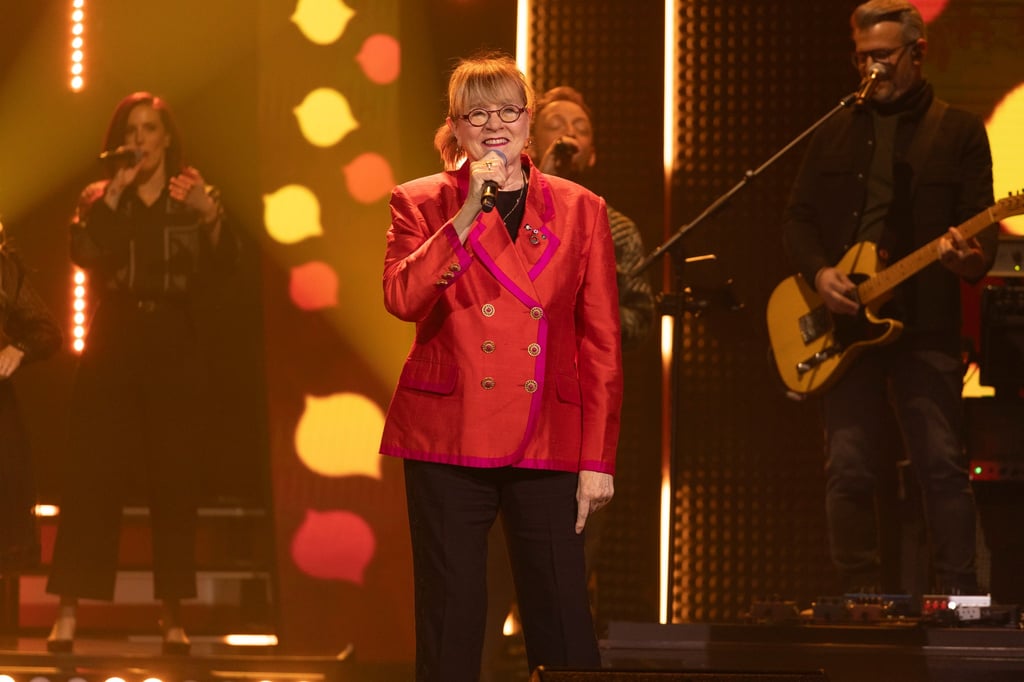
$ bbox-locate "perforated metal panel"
[528,0,666,628]
[528,0,854,627]
[668,1,852,622]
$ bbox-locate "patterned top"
[608,205,655,350]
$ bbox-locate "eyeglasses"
[851,40,916,68]
[458,105,527,127]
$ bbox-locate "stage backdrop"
[3,0,1021,671]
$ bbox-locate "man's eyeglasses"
[851,40,916,68]
[458,105,526,127]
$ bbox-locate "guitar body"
[766,242,903,397]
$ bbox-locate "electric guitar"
[767,193,1024,398]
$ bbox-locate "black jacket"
[782,81,996,350]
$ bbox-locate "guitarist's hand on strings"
[814,267,860,316]
[937,226,986,281]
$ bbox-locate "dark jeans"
[823,346,978,593]
[404,459,598,682]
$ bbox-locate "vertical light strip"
[516,0,530,75]
[663,0,677,177]
[659,312,674,625]
[67,1,86,348]
[659,0,678,626]
[69,0,86,91]
[71,267,87,353]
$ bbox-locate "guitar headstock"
[994,190,1024,221]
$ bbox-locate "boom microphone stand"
[636,83,877,624]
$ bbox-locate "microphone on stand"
[854,62,889,106]
[98,146,142,165]
[480,150,507,213]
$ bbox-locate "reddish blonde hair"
[433,52,534,170]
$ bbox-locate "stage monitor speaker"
[530,668,829,681]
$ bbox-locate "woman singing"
[381,52,623,681]
[46,92,237,654]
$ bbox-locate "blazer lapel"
[461,157,561,304]
[469,215,540,307]
[517,172,561,281]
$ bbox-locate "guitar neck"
[858,204,1001,305]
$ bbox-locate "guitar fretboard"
[858,198,1021,305]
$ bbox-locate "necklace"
[499,170,528,225]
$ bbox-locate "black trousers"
[823,346,978,594]
[404,459,599,682]
[0,385,40,570]
[47,301,202,601]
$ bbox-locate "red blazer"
[380,156,622,475]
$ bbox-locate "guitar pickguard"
[798,304,832,345]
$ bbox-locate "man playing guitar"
[778,0,998,596]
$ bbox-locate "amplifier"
[980,284,1024,390]
[965,397,1024,470]
[982,284,1024,322]
[988,234,1024,278]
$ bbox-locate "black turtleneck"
[869,78,930,118]
[858,81,929,245]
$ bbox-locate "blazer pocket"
[398,357,459,395]
[554,373,582,406]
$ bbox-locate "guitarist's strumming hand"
[937,226,987,281]
[814,267,860,316]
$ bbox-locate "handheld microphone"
[855,62,888,106]
[553,138,577,160]
[98,146,142,165]
[480,150,507,213]
[551,138,578,175]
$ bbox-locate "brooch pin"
[522,224,547,246]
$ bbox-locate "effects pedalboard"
[747,593,1021,627]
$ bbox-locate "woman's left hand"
[575,470,614,534]
[170,167,218,222]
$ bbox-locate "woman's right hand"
[452,151,511,239]
[103,158,142,210]
[465,151,511,210]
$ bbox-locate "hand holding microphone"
[98,147,143,210]
[548,137,578,176]
[479,150,507,213]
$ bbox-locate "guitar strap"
[906,97,948,197]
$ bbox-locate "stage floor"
[0,636,414,682]
[5,623,1022,682]
[601,621,1024,682]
